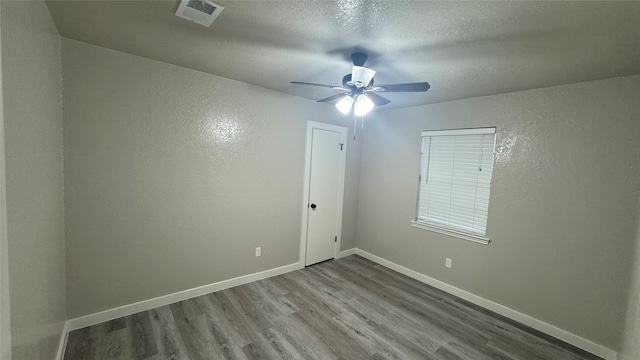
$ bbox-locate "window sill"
[410,221,490,245]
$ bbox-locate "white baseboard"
[336,248,355,259]
[65,261,302,332]
[354,249,617,360]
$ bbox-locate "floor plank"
[149,305,190,360]
[64,255,603,360]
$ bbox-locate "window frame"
[410,127,496,245]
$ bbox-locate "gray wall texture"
[620,198,640,360]
[62,39,361,318]
[1,1,66,359]
[0,4,10,359]
[356,75,640,350]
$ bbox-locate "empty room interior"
[1,0,640,359]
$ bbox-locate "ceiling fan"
[291,52,430,117]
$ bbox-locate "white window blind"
[415,128,496,240]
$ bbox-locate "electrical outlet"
[445,258,452,268]
[255,247,261,257]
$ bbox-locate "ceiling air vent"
[175,0,224,27]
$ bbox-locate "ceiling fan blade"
[291,81,347,90]
[372,82,431,92]
[365,92,391,106]
[317,92,350,104]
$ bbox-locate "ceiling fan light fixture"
[354,94,374,116]
[290,52,431,122]
[351,66,376,88]
[335,96,354,114]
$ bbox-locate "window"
[411,128,496,244]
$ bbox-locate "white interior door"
[301,122,346,266]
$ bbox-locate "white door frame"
[299,121,348,267]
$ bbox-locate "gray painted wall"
[0,4,11,359]
[0,1,66,359]
[62,39,360,318]
[620,198,640,360]
[356,75,640,350]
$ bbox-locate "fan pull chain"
[351,114,367,141]
[353,113,357,141]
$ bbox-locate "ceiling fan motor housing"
[342,74,374,91]
[351,52,368,66]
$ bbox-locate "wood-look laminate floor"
[64,255,602,360]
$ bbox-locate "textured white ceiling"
[46,0,640,111]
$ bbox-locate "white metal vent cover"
[175,0,224,27]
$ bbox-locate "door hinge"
[335,236,337,243]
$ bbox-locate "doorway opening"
[299,121,347,267]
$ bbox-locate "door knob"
[310,203,317,210]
